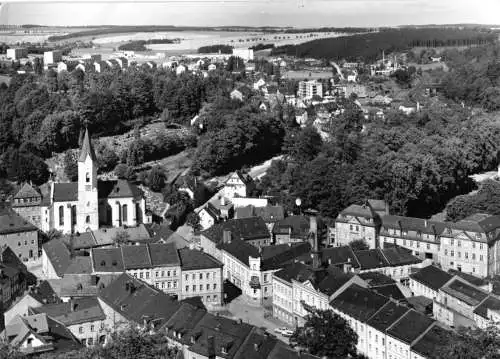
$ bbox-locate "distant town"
[0,22,500,359]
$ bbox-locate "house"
[253,78,266,90]
[230,88,244,102]
[2,313,81,355]
[0,207,39,262]
[56,62,68,73]
[272,215,320,245]
[399,105,417,115]
[220,238,311,304]
[200,217,271,261]
[42,239,71,279]
[410,325,452,359]
[409,265,452,300]
[223,171,255,199]
[234,205,285,231]
[198,202,224,230]
[145,223,190,248]
[258,102,268,111]
[297,80,323,99]
[4,281,60,324]
[231,196,268,209]
[176,64,187,75]
[0,245,30,307]
[335,200,385,249]
[295,109,308,127]
[30,297,107,346]
[178,248,223,306]
[208,63,217,71]
[346,70,358,83]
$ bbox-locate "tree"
[148,166,166,192]
[349,239,369,251]
[290,309,358,358]
[435,326,500,359]
[186,212,201,231]
[113,230,130,247]
[64,151,78,182]
[283,126,323,163]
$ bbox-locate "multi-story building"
[43,50,62,66]
[438,214,500,278]
[6,47,28,60]
[0,208,39,262]
[219,238,311,304]
[297,80,323,99]
[335,201,385,249]
[409,265,452,300]
[223,171,255,199]
[0,246,28,308]
[30,297,107,346]
[11,183,44,229]
[178,248,223,306]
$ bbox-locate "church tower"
[76,128,99,232]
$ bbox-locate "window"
[122,204,128,222]
[86,172,90,183]
[146,272,149,279]
[473,253,476,260]
[173,270,177,276]
[156,272,159,278]
[140,272,144,279]
[192,274,195,280]
[480,255,484,261]
[206,284,210,290]
[451,250,454,257]
[162,282,165,289]
[200,284,203,291]
[427,243,430,250]
[161,271,165,277]
[200,273,203,280]
[90,325,94,332]
[185,274,188,281]
[59,206,64,226]
[350,225,353,230]
[174,281,178,288]
[79,327,83,334]
[458,240,461,247]
[155,283,159,288]
[86,215,90,224]
[87,338,93,346]
[458,252,461,258]
[473,242,476,249]
[193,285,196,292]
[451,239,454,246]
[167,271,171,277]
[213,283,217,290]
[185,286,189,292]
[480,243,483,250]
[18,242,20,247]
[465,252,469,259]
[206,273,210,280]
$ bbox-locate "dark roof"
[149,243,181,266]
[28,280,60,304]
[163,302,206,340]
[452,214,500,235]
[409,265,452,291]
[411,325,452,358]
[185,313,253,359]
[201,217,270,244]
[330,284,389,322]
[272,216,310,238]
[42,239,71,277]
[98,179,143,199]
[98,273,181,327]
[53,182,78,202]
[322,246,360,268]
[381,215,446,235]
[180,296,206,310]
[261,242,311,271]
[386,310,434,345]
[268,342,320,359]
[64,256,93,275]
[354,249,390,270]
[61,232,97,250]
[218,239,257,266]
[0,208,38,234]
[442,279,488,307]
[406,296,433,314]
[448,269,488,287]
[274,262,312,283]
[473,295,500,319]
[178,248,222,270]
[339,203,378,219]
[91,248,124,272]
[235,205,285,223]
[31,297,105,326]
[121,245,151,270]
[233,329,278,359]
[78,128,97,162]
[316,268,355,296]
[382,246,421,266]
[145,223,174,241]
[371,284,406,302]
[359,271,395,287]
[366,301,409,332]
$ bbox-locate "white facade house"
[297,80,323,99]
[232,48,254,61]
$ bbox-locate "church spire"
[78,127,97,163]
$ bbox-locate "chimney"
[70,299,77,312]
[424,220,428,228]
[223,230,232,244]
[207,336,216,359]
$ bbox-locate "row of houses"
[335,199,500,278]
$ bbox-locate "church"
[12,129,150,234]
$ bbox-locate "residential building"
[273,215,324,245]
[232,48,254,61]
[2,313,81,355]
[253,78,266,90]
[0,208,39,262]
[11,183,44,229]
[335,200,385,249]
[409,265,452,300]
[178,248,223,306]
[410,325,452,359]
[90,243,181,297]
[176,64,187,75]
[220,238,311,304]
[0,245,29,308]
[297,80,323,99]
[223,171,255,199]
[30,297,107,346]
[43,50,62,66]
[6,48,28,60]
[42,238,71,279]
[472,294,500,329]
[234,205,285,232]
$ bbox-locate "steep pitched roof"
[322,246,360,269]
[98,273,180,327]
[98,180,143,199]
[330,284,389,322]
[261,242,311,271]
[339,203,378,219]
[201,217,270,244]
[53,183,78,202]
[409,265,452,292]
[65,256,93,275]
[178,248,222,271]
[386,310,434,345]
[473,295,500,319]
[274,262,312,284]
[163,302,206,341]
[272,216,310,239]
[411,325,452,358]
[366,301,409,332]
[316,268,355,296]
[354,249,390,270]
[0,208,38,234]
[42,239,71,277]
[149,243,181,267]
[452,214,500,235]
[441,278,488,307]
[13,183,41,199]
[233,328,279,359]
[31,297,106,326]
[91,248,124,272]
[381,215,446,235]
[78,128,97,162]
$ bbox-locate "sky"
[0,0,499,28]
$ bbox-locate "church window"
[59,206,64,226]
[86,172,90,183]
[86,216,90,224]
[122,204,128,222]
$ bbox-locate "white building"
[43,50,62,66]
[297,80,323,99]
[232,48,254,62]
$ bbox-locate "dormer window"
[86,172,90,183]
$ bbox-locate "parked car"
[282,329,294,337]
[274,327,288,335]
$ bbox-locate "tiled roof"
[316,268,355,296]
[441,278,488,307]
[98,180,143,199]
[91,248,124,272]
[381,215,446,235]
[78,128,97,163]
[409,265,452,292]
[53,182,78,202]
[163,302,206,341]
[233,329,278,359]
[366,301,409,332]
[354,249,390,270]
[452,214,500,234]
[149,243,181,267]
[268,342,320,359]
[339,204,378,219]
[473,295,500,319]
[178,248,222,271]
[330,284,389,322]
[411,325,452,358]
[448,269,488,287]
[42,239,71,277]
[13,183,41,199]
[61,232,97,250]
[274,262,312,283]
[98,273,181,327]
[261,242,311,271]
[272,216,310,238]
[0,208,38,234]
[121,245,151,270]
[65,256,93,275]
[382,247,421,266]
[371,284,406,302]
[91,225,152,247]
[359,271,395,287]
[386,310,434,345]
[201,217,270,244]
[322,246,360,269]
[31,297,106,326]
[28,280,60,304]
